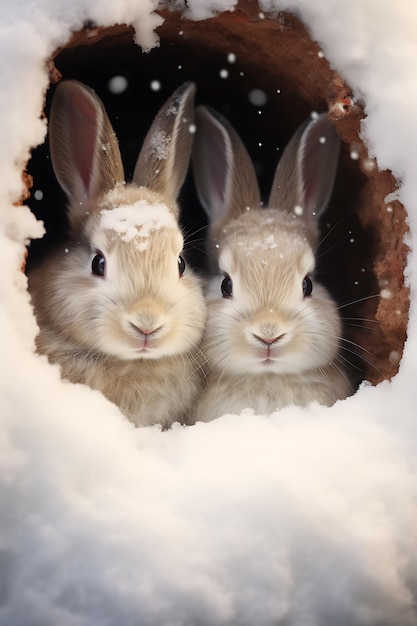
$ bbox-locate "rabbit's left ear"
[49,80,125,204]
[191,105,261,229]
[268,112,340,241]
[133,82,196,204]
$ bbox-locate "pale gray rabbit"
[192,107,353,421]
[29,80,206,428]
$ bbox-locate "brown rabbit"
[29,80,206,428]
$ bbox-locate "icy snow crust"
[1,1,417,625]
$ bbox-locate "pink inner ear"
[208,142,230,217]
[299,117,338,215]
[195,110,231,224]
[301,148,322,214]
[67,90,99,195]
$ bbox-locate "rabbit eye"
[91,252,106,277]
[221,274,233,298]
[303,275,313,297]
[178,255,186,277]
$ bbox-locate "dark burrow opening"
[25,6,409,389]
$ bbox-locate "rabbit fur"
[192,107,353,422]
[29,80,206,428]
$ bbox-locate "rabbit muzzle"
[245,312,291,366]
[127,298,168,352]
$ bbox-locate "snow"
[150,79,162,91]
[108,75,128,95]
[1,1,417,625]
[149,129,171,159]
[248,88,268,106]
[100,199,177,245]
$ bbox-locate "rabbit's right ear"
[133,82,196,205]
[49,80,124,215]
[268,112,340,243]
[192,106,261,228]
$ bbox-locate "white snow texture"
[100,199,177,246]
[1,1,417,625]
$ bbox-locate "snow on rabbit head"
[100,196,178,249]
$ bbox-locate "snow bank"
[1,1,417,625]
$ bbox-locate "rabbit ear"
[192,105,261,228]
[49,80,125,211]
[268,112,340,229]
[133,82,195,203]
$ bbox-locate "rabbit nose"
[129,299,166,335]
[252,332,285,346]
[130,322,162,337]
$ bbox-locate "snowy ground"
[1,1,417,625]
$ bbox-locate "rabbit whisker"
[182,222,208,241]
[343,322,378,332]
[337,294,381,310]
[341,316,379,324]
[338,345,382,375]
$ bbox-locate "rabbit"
[191,106,353,422]
[28,79,207,428]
